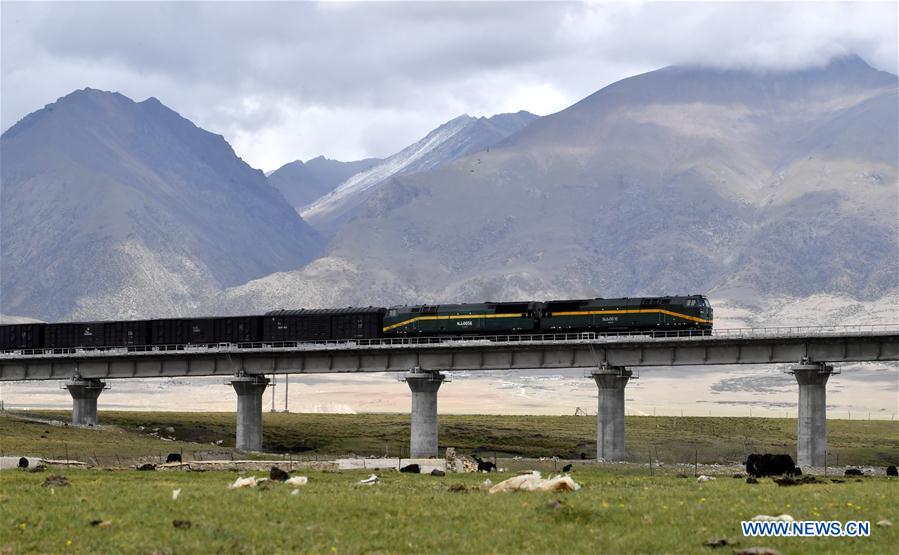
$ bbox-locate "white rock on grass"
[228,476,266,489]
[488,471,581,494]
[751,514,794,522]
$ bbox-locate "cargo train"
[0,295,712,351]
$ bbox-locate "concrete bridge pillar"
[404,369,445,458]
[791,362,833,468]
[230,375,270,451]
[592,365,632,461]
[65,378,106,426]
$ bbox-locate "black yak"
[745,454,796,477]
[17,457,28,469]
[166,453,182,464]
[400,464,421,474]
[886,465,898,477]
[472,455,496,472]
[562,464,573,472]
[270,466,290,481]
[844,468,863,476]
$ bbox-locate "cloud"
[2,1,896,170]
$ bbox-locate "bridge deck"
[1,325,897,381]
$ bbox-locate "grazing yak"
[886,465,898,477]
[844,468,863,476]
[17,457,28,469]
[562,464,573,472]
[270,466,290,481]
[400,464,421,474]
[745,454,797,477]
[166,453,182,464]
[472,456,496,473]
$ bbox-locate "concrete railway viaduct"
[2,325,897,468]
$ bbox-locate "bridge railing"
[1,324,897,359]
[709,324,899,338]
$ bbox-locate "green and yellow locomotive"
[382,302,541,336]
[538,295,712,333]
[381,295,712,336]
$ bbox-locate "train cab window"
[686,299,696,307]
[388,309,397,317]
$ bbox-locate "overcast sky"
[2,1,896,171]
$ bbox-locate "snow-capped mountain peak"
[300,111,537,235]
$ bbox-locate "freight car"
[0,295,712,351]
[264,308,386,341]
[0,323,44,350]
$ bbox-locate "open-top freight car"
[104,320,151,347]
[264,308,386,342]
[0,323,44,350]
[45,321,107,349]
[148,316,264,346]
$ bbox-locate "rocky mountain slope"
[0,89,322,321]
[268,155,381,210]
[301,111,538,236]
[221,55,897,316]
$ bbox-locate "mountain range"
[0,89,322,321]
[222,55,897,316]
[1,55,896,326]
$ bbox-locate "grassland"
[2,412,897,554]
[4,411,898,466]
[2,467,897,554]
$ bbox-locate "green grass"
[2,468,896,554]
[3,412,897,553]
[5,411,898,466]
